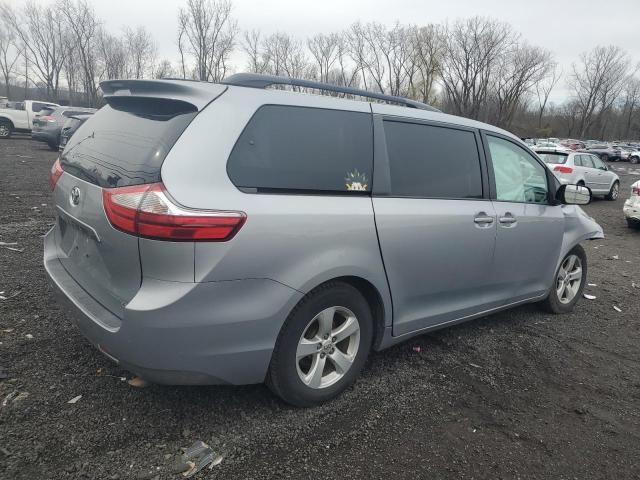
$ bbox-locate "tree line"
[0,0,638,140]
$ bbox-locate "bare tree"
[1,1,68,101]
[308,33,340,83]
[492,43,553,128]
[441,17,513,120]
[177,0,237,82]
[261,33,309,79]
[96,28,126,80]
[60,0,101,106]
[570,45,630,138]
[242,29,266,74]
[620,76,640,139]
[535,63,562,129]
[410,24,444,105]
[153,59,176,79]
[0,20,21,98]
[124,26,156,79]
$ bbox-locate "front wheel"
[541,245,587,314]
[605,181,619,201]
[267,282,373,407]
[0,121,12,139]
[600,154,609,162]
[630,156,639,165]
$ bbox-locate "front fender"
[555,205,603,271]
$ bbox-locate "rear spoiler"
[100,79,227,111]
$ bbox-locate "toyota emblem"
[70,187,81,206]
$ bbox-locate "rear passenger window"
[383,120,483,198]
[227,105,373,193]
[580,155,595,168]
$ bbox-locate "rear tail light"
[553,166,573,174]
[632,184,640,196]
[39,115,55,123]
[49,158,64,191]
[102,183,246,242]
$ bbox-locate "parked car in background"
[623,180,640,228]
[628,149,640,164]
[536,150,620,200]
[32,106,97,150]
[583,144,623,161]
[535,141,569,151]
[58,114,94,151]
[45,74,603,406]
[616,145,634,161]
[0,100,60,138]
[560,139,585,150]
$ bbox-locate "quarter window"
[383,121,483,198]
[227,105,373,193]
[487,136,548,204]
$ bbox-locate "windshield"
[537,152,568,164]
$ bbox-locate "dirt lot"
[1,137,639,479]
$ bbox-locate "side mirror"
[557,184,591,205]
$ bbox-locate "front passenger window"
[487,136,548,204]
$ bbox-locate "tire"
[605,181,619,201]
[267,281,373,407]
[628,218,640,229]
[630,156,639,165]
[600,154,609,162]
[47,142,58,151]
[0,121,12,139]
[541,245,587,314]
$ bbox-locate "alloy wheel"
[610,183,619,200]
[296,306,360,389]
[0,125,9,137]
[556,254,583,304]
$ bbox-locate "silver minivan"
[45,74,603,406]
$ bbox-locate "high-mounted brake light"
[553,166,573,174]
[49,158,64,192]
[102,183,246,242]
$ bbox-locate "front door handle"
[498,212,517,226]
[474,212,494,227]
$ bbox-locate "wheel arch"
[0,116,14,128]
[294,275,389,352]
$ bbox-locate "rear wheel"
[267,282,373,407]
[600,154,609,162]
[0,121,12,139]
[47,142,58,151]
[541,245,587,314]
[605,181,619,201]
[630,156,639,165]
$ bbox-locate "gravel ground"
[1,137,639,480]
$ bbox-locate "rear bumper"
[623,199,640,222]
[31,130,57,144]
[44,229,303,385]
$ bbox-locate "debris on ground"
[0,367,9,380]
[25,334,34,339]
[67,395,83,404]
[412,346,421,353]
[587,283,597,287]
[127,377,150,388]
[469,363,483,369]
[173,440,223,478]
[3,391,29,407]
[0,292,21,301]
[613,306,622,313]
[611,255,619,260]
[583,294,597,300]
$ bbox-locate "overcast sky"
[10,0,640,102]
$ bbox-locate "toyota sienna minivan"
[45,74,603,406]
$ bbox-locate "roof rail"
[221,73,440,112]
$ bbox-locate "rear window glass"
[227,105,373,193]
[383,120,483,199]
[60,103,196,188]
[537,152,568,164]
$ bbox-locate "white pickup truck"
[0,100,60,138]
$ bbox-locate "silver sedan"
[534,149,620,200]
